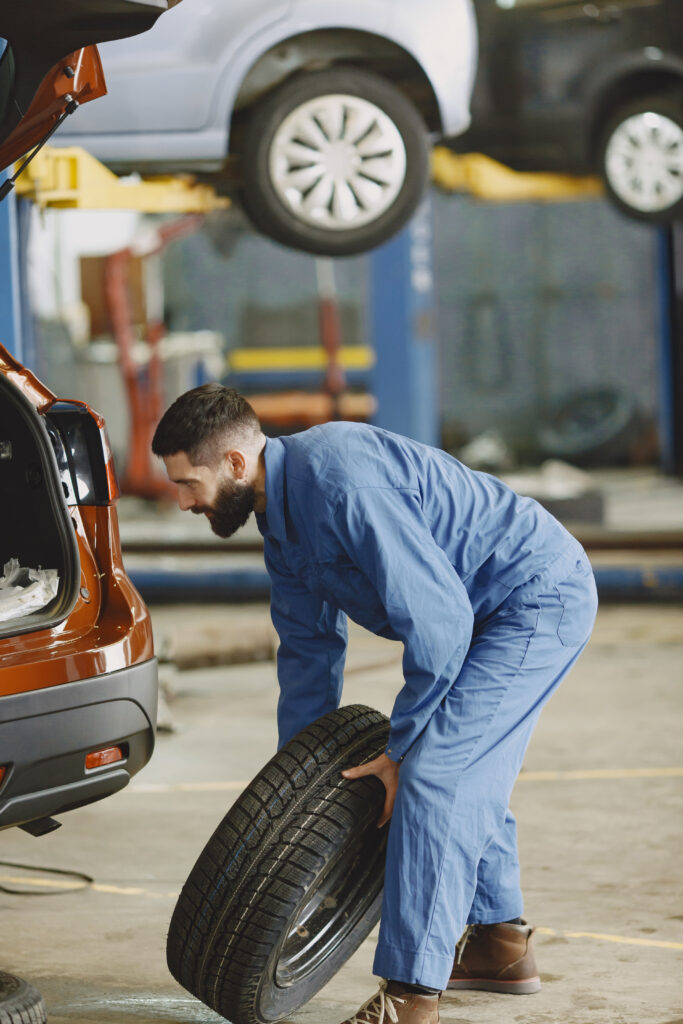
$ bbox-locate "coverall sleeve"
[333,486,474,762]
[264,540,348,749]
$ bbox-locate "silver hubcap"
[605,110,683,213]
[269,93,407,231]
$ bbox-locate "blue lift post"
[656,224,683,476]
[368,195,439,448]
[0,171,22,361]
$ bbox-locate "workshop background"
[1,1,682,1023]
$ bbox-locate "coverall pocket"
[555,557,598,647]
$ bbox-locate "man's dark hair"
[152,383,260,466]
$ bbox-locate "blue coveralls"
[255,422,598,991]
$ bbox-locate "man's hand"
[341,753,399,828]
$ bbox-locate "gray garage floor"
[2,603,682,1024]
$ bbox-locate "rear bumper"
[0,657,157,830]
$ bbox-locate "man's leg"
[372,568,597,992]
[467,809,522,924]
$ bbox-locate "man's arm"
[333,486,474,762]
[264,541,348,748]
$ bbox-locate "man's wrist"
[385,743,404,764]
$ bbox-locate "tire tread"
[167,705,389,1023]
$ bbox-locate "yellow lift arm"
[14,143,604,212]
[431,147,604,202]
[14,145,229,212]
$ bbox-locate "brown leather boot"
[447,921,541,994]
[340,981,440,1024]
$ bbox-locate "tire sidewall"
[240,68,430,256]
[167,706,390,1024]
[255,833,385,1022]
[0,972,46,1024]
[597,94,683,223]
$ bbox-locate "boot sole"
[446,978,541,994]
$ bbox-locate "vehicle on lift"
[448,0,683,223]
[52,0,478,256]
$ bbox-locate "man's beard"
[192,479,255,538]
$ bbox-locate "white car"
[54,0,478,255]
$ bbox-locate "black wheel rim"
[274,822,387,986]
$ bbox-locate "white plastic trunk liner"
[0,558,59,622]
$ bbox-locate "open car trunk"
[0,0,174,171]
[0,375,80,639]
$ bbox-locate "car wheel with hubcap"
[239,68,430,256]
[599,95,683,222]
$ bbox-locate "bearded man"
[152,382,598,1024]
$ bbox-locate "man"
[152,383,598,1024]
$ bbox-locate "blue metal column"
[655,225,682,475]
[368,195,439,447]
[0,170,22,360]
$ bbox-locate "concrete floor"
[2,603,682,1024]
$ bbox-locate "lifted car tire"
[0,972,46,1024]
[239,68,430,256]
[598,94,683,223]
[167,704,390,1024]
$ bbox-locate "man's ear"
[227,448,247,479]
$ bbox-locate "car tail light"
[85,745,126,771]
[0,766,6,785]
[98,421,121,502]
[46,401,120,505]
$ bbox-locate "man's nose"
[177,490,195,512]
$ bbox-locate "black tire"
[0,973,46,1024]
[537,388,643,467]
[167,704,390,1024]
[239,68,429,256]
[598,93,683,223]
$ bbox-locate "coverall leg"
[372,558,598,990]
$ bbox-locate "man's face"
[163,450,255,538]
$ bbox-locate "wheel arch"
[227,28,442,152]
[586,63,683,165]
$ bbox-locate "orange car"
[0,3,180,837]
[0,345,157,835]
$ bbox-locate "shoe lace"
[455,924,479,965]
[348,981,407,1024]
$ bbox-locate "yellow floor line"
[128,767,683,795]
[130,780,249,793]
[518,766,683,781]
[3,872,681,952]
[536,927,683,951]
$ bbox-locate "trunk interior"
[0,376,79,639]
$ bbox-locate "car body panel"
[0,342,57,412]
[0,504,154,694]
[52,0,294,142]
[386,0,477,135]
[451,0,682,173]
[0,342,156,829]
[0,46,106,171]
[52,0,477,171]
[0,657,157,831]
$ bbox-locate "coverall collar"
[256,435,287,543]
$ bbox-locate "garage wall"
[161,190,661,463]
[432,193,660,454]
